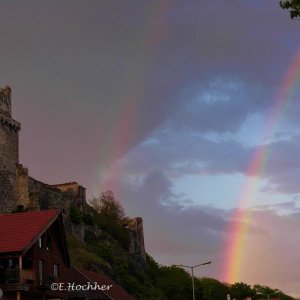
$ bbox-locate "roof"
[0,209,61,254]
[67,266,135,300]
[79,268,136,300]
[67,266,108,299]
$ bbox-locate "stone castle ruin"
[0,86,86,213]
[0,86,145,260]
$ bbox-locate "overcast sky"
[1,1,300,296]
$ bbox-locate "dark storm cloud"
[123,129,300,196]
[165,77,268,133]
[123,133,251,176]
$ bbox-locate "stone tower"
[0,86,21,213]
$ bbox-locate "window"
[46,234,51,251]
[38,234,47,249]
[53,264,59,278]
[39,260,44,285]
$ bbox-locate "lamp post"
[257,290,280,300]
[173,261,212,300]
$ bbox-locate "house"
[0,209,70,300]
[0,209,137,300]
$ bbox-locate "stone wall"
[28,178,86,213]
[16,164,30,208]
[0,86,20,173]
[0,118,19,172]
[51,182,86,211]
[0,170,17,213]
[0,86,20,213]
[0,86,11,117]
[125,217,146,261]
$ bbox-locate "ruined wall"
[16,164,30,208]
[28,178,86,213]
[0,86,20,213]
[125,217,146,261]
[0,86,11,117]
[0,86,20,172]
[51,182,86,211]
[0,170,17,213]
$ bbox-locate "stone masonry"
[0,86,21,213]
[125,217,146,261]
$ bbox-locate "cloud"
[259,134,300,194]
[2,1,300,296]
[119,116,300,197]
[114,168,300,295]
[251,200,300,213]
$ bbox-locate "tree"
[280,0,300,18]
[69,203,82,224]
[253,285,296,300]
[89,190,130,249]
[155,266,197,300]
[229,282,255,300]
[199,277,229,300]
[90,190,125,223]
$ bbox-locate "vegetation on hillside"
[67,190,296,300]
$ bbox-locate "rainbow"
[222,49,300,283]
[97,2,172,196]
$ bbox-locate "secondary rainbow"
[223,48,300,283]
[97,2,172,196]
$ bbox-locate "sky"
[1,0,300,296]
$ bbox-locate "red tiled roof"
[0,209,60,254]
[67,266,108,299]
[77,268,136,300]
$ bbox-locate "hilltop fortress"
[0,86,86,214]
[0,86,145,260]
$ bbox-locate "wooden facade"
[0,210,70,300]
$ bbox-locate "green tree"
[90,191,130,249]
[280,0,300,18]
[230,282,255,300]
[155,266,199,300]
[199,277,229,300]
[69,203,82,224]
[90,190,125,222]
[253,285,296,300]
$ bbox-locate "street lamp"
[173,261,212,300]
[257,290,280,300]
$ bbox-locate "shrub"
[69,204,82,225]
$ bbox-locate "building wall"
[16,164,30,209]
[0,86,20,213]
[0,86,20,172]
[0,86,11,117]
[0,170,17,213]
[32,223,69,287]
[52,182,86,210]
[28,177,87,215]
